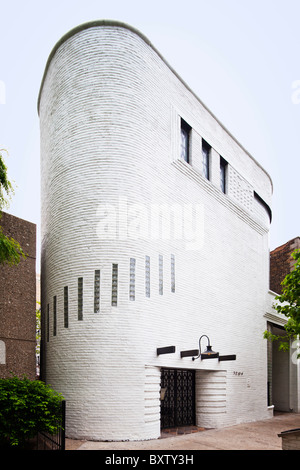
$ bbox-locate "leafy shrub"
[0,376,64,447]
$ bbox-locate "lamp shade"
[201,344,219,359]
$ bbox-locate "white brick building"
[38,20,274,441]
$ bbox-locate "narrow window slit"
[94,270,100,313]
[112,264,118,306]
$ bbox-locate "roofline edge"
[37,19,273,192]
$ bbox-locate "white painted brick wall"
[39,21,273,441]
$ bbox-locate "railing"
[36,400,66,450]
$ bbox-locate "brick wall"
[39,21,273,441]
[270,237,300,294]
[0,212,36,379]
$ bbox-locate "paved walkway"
[66,412,300,450]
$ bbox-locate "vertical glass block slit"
[171,254,175,293]
[47,303,49,342]
[94,270,100,313]
[145,255,150,298]
[64,286,68,328]
[112,264,118,306]
[53,296,57,336]
[78,277,83,320]
[159,254,163,295]
[129,258,136,301]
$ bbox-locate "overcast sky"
[1,0,299,269]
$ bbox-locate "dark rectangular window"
[64,286,68,328]
[78,277,83,320]
[53,296,57,336]
[202,140,210,180]
[94,270,100,313]
[112,264,118,306]
[220,157,228,194]
[180,119,191,163]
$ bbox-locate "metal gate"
[160,368,195,429]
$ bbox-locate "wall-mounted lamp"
[192,335,219,360]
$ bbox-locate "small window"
[53,296,57,336]
[220,157,228,193]
[112,264,118,306]
[78,278,83,320]
[47,304,50,342]
[94,270,100,313]
[159,255,163,295]
[64,286,68,328]
[171,254,175,293]
[145,256,150,298]
[180,119,191,163]
[202,140,210,180]
[129,258,136,301]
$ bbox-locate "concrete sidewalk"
[66,412,300,451]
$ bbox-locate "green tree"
[0,150,26,265]
[264,248,300,352]
[0,376,64,447]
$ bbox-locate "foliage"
[0,149,14,209]
[0,150,27,265]
[0,376,64,447]
[0,224,27,265]
[36,303,41,356]
[264,249,300,352]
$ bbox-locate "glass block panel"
[94,270,100,313]
[129,258,136,301]
[78,277,83,320]
[171,254,175,293]
[64,286,68,328]
[145,255,150,298]
[159,254,163,295]
[112,264,118,306]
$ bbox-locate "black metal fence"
[35,400,66,450]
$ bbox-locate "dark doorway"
[160,368,195,429]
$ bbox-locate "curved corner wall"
[39,22,167,441]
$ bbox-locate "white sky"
[1,0,299,269]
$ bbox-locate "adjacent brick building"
[270,237,300,294]
[0,212,36,380]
